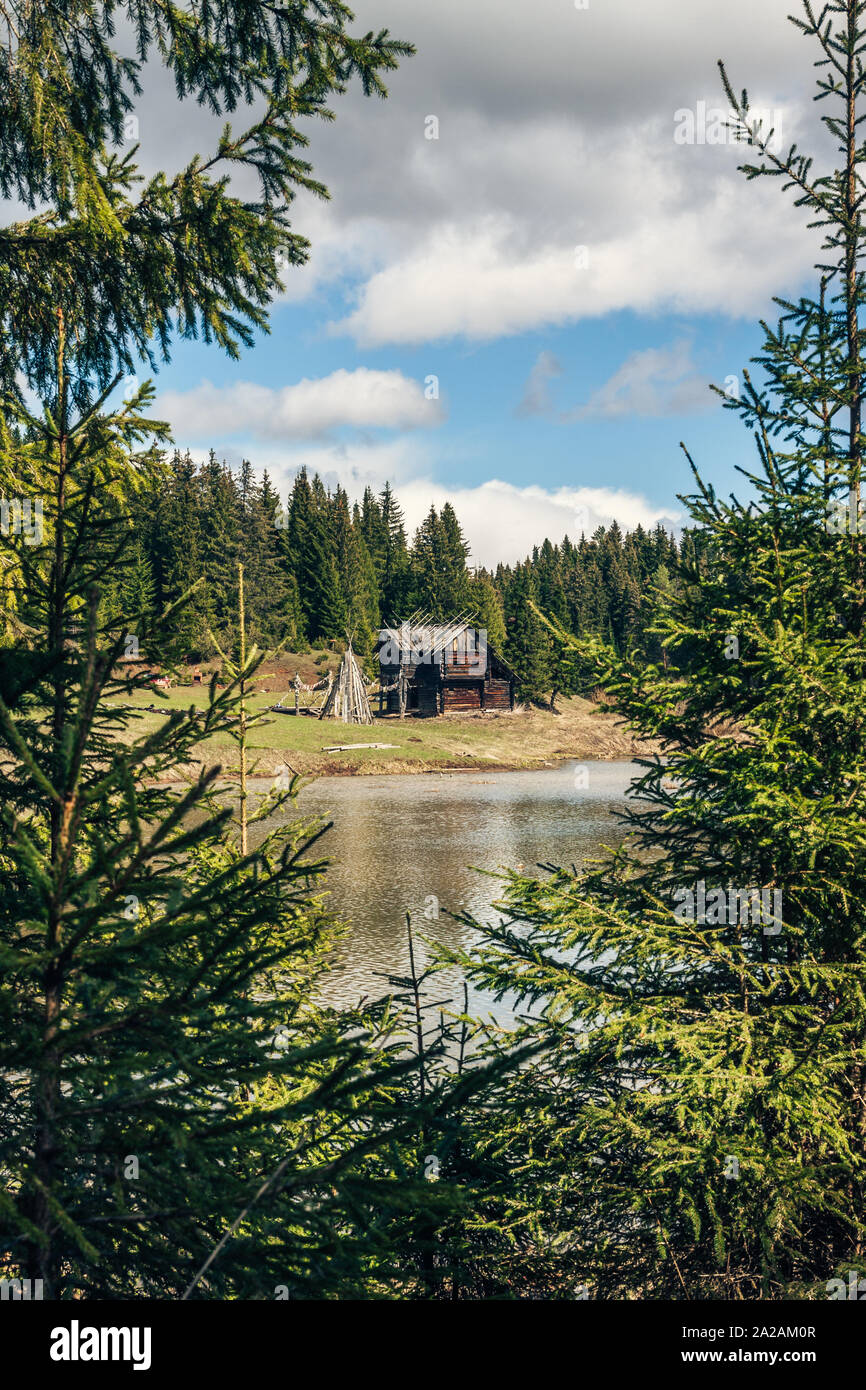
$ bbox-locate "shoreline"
[155,750,646,783]
[160,722,655,782]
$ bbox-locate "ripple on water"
[245,761,638,1029]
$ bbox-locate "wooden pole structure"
[318,643,373,724]
[398,664,407,719]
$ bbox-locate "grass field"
[106,681,653,779]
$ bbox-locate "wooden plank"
[322,743,399,751]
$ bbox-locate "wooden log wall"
[442,683,483,711]
[482,679,512,710]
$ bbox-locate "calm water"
[250,761,638,1028]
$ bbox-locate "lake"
[252,760,638,1028]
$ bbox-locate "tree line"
[120,448,698,700]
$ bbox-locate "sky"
[118,0,832,566]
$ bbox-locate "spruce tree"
[468,569,507,653]
[438,502,473,614]
[502,564,550,703]
[449,0,866,1300]
[249,470,294,648]
[199,452,242,650]
[0,0,442,1302]
[0,364,474,1299]
[331,484,379,652]
[0,2,413,409]
[146,450,213,659]
[119,539,157,636]
[282,469,347,641]
[409,504,472,619]
[379,481,410,618]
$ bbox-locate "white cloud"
[262,0,818,345]
[572,339,713,419]
[330,146,817,346]
[393,479,680,568]
[118,0,826,349]
[156,368,444,441]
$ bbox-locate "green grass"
[105,685,644,775]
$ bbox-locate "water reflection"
[249,761,637,1028]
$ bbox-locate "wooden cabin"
[376,617,516,717]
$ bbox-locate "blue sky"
[120,0,827,566]
[162,298,760,510]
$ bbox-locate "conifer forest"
[1,0,865,1365]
